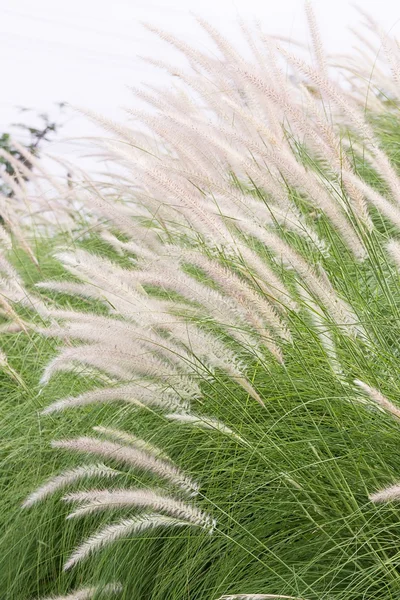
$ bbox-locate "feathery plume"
[354,380,400,421]
[64,513,193,570]
[42,383,187,415]
[22,464,120,508]
[369,483,400,503]
[93,426,171,461]
[387,240,400,271]
[52,437,198,494]
[64,488,213,529]
[305,1,327,77]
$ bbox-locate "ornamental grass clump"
[3,3,400,599]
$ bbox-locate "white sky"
[2,0,400,161]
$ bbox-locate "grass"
[4,12,400,600]
[2,225,400,599]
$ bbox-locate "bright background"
[2,0,400,159]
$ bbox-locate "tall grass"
[2,5,400,599]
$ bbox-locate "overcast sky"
[2,0,400,162]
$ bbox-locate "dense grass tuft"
[3,6,400,599]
